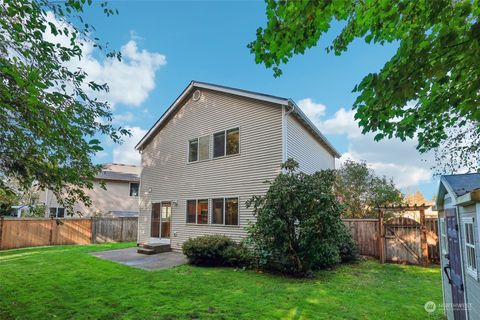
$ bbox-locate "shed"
[435,173,480,320]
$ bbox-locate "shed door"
[446,208,467,320]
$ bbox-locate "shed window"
[463,218,477,279]
[439,218,448,254]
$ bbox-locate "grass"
[0,243,444,320]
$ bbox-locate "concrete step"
[137,243,171,255]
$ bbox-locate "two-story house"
[37,163,141,218]
[135,81,339,253]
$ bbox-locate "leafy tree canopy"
[336,160,403,218]
[0,0,129,213]
[249,0,480,172]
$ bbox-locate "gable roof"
[442,173,480,197]
[135,81,340,157]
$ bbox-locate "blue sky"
[79,1,437,199]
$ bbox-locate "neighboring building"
[435,173,480,320]
[37,163,142,217]
[135,81,339,251]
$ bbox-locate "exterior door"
[445,208,467,320]
[161,202,171,238]
[150,203,161,238]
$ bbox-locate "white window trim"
[463,217,478,280]
[187,138,199,163]
[50,207,65,218]
[210,196,240,226]
[439,218,448,255]
[129,182,140,197]
[212,127,240,159]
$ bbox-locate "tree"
[249,1,480,172]
[246,159,358,277]
[405,190,428,205]
[336,160,403,218]
[0,1,129,213]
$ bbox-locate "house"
[435,173,480,320]
[37,163,142,217]
[135,81,339,253]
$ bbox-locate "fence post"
[420,209,429,266]
[378,210,385,263]
[120,217,124,242]
[49,217,54,246]
[0,216,4,250]
[91,217,96,244]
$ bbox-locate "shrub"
[246,158,358,277]
[337,224,360,263]
[182,235,253,268]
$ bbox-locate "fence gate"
[384,217,422,264]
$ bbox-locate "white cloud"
[113,126,147,165]
[298,98,434,189]
[44,12,166,108]
[111,112,134,125]
[297,99,326,128]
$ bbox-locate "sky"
[75,0,438,199]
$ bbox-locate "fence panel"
[0,217,137,250]
[343,219,380,258]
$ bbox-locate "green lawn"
[0,243,444,320]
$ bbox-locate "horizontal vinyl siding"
[460,205,480,320]
[286,114,335,173]
[138,89,283,249]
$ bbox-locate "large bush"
[182,235,253,267]
[246,159,358,277]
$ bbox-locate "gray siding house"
[135,81,339,251]
[436,173,480,320]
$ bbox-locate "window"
[225,198,239,225]
[186,199,209,224]
[198,135,210,161]
[197,199,208,224]
[440,218,448,254]
[463,218,477,278]
[186,200,196,223]
[226,128,239,155]
[213,127,239,158]
[213,131,225,158]
[49,207,65,218]
[188,139,198,162]
[212,198,224,224]
[129,182,139,197]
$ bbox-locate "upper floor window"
[213,127,239,158]
[50,207,65,218]
[188,135,210,162]
[130,182,139,197]
[463,217,477,278]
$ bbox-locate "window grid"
[464,219,477,279]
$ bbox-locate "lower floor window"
[186,199,208,224]
[187,197,239,226]
[49,207,65,218]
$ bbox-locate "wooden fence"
[342,217,439,265]
[0,217,137,250]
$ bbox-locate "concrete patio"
[90,247,187,271]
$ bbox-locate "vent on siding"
[192,90,201,101]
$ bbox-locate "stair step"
[137,243,171,255]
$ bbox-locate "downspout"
[283,102,295,164]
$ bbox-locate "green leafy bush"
[182,235,252,267]
[338,224,360,263]
[246,158,358,277]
